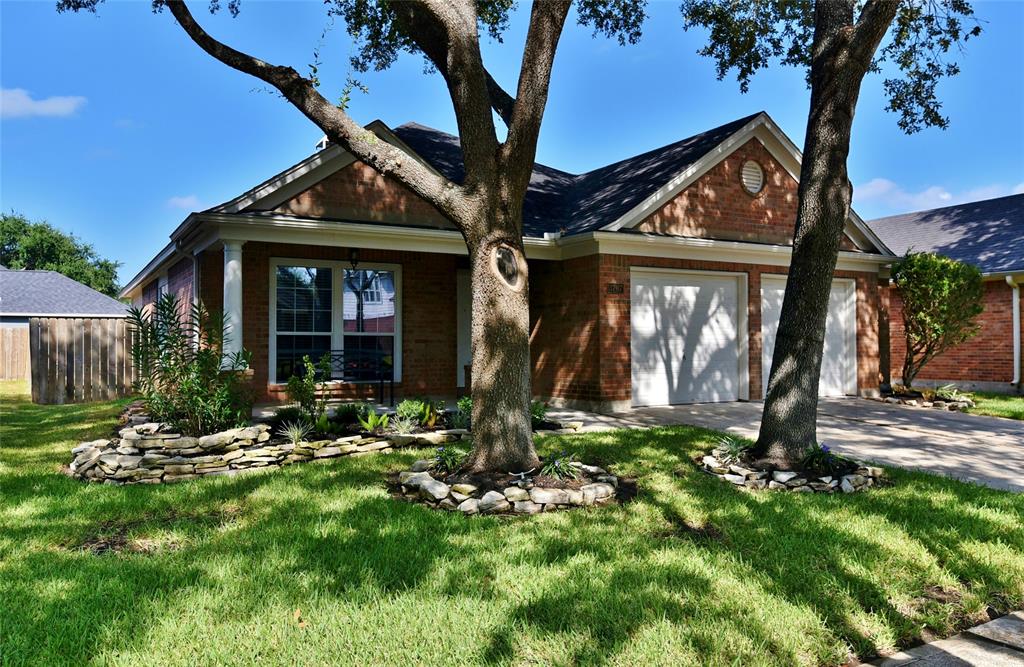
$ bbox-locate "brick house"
[868,194,1023,394]
[120,112,894,411]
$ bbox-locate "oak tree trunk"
[463,212,539,473]
[754,0,896,467]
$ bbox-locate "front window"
[343,269,396,381]
[271,261,400,383]
[275,266,332,381]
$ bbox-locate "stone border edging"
[871,395,974,411]
[700,452,885,493]
[391,460,620,515]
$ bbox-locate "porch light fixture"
[349,248,360,271]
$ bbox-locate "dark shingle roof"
[392,113,762,237]
[0,268,128,316]
[866,194,1024,274]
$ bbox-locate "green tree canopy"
[892,251,984,388]
[0,212,122,297]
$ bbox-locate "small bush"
[432,446,468,474]
[715,434,751,464]
[128,294,253,436]
[540,451,579,480]
[396,397,443,428]
[358,411,390,434]
[334,401,371,424]
[266,406,304,432]
[530,400,548,428]
[935,383,972,402]
[390,414,417,434]
[285,354,332,424]
[800,443,844,474]
[450,395,472,429]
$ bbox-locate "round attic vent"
[741,160,765,195]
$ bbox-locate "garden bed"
[67,405,585,486]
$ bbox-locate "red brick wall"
[595,254,881,404]
[888,280,1020,385]
[136,257,193,319]
[223,242,458,401]
[529,256,602,403]
[268,160,453,229]
[635,139,859,251]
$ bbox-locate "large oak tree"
[680,0,981,466]
[59,0,644,473]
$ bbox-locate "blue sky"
[2,0,1022,285]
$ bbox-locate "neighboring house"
[120,112,894,411]
[868,194,1023,394]
[0,267,129,380]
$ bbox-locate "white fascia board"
[118,241,177,299]
[982,269,1024,281]
[200,213,562,260]
[581,231,892,272]
[213,120,441,215]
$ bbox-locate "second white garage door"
[760,276,857,397]
[631,270,747,406]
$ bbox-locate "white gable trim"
[599,113,893,256]
[212,120,442,215]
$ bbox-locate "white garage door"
[760,277,857,398]
[631,270,744,406]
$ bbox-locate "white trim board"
[268,257,403,386]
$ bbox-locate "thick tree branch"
[501,0,572,190]
[849,0,900,67]
[163,0,469,227]
[485,70,516,127]
[389,0,499,189]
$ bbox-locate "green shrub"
[935,383,972,402]
[432,446,468,474]
[358,411,390,434]
[892,252,984,388]
[530,400,549,428]
[540,451,579,480]
[334,401,371,424]
[450,395,472,429]
[715,434,751,464]
[285,354,332,424]
[396,397,444,428]
[128,294,253,436]
[800,443,844,475]
[266,406,304,432]
[390,414,417,434]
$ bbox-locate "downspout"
[1007,275,1021,389]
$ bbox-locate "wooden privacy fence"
[1,325,31,380]
[29,317,136,404]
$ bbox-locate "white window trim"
[268,257,402,385]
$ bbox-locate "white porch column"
[222,240,245,360]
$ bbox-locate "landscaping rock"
[529,487,570,505]
[723,474,746,485]
[451,483,478,495]
[503,487,530,502]
[772,471,798,484]
[478,491,510,513]
[419,479,450,502]
[513,501,543,514]
[409,459,433,473]
[457,498,480,515]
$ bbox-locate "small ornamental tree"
[891,251,983,388]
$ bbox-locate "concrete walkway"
[875,611,1024,665]
[551,398,1024,492]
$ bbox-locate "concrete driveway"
[565,399,1024,492]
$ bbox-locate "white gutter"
[1007,275,1021,386]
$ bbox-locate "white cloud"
[1,88,86,119]
[167,195,201,210]
[855,177,1024,216]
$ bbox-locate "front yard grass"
[2,379,1023,666]
[967,391,1024,420]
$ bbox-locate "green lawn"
[2,380,1023,666]
[967,391,1024,420]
